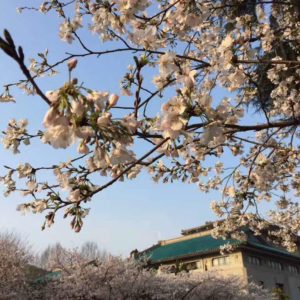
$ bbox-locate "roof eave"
[148,242,300,265]
[241,243,300,261]
[149,244,242,265]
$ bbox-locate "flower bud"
[78,142,89,154]
[71,78,78,85]
[74,223,82,233]
[108,94,119,108]
[67,58,78,71]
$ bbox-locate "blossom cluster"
[0,0,299,250]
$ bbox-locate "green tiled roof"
[145,235,241,263]
[144,233,300,264]
[246,234,300,259]
[34,271,61,284]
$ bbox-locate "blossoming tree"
[0,232,269,299]
[0,235,270,299]
[0,0,299,250]
[39,252,270,299]
[0,232,32,298]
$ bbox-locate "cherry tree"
[0,232,32,298]
[0,0,299,250]
[32,247,271,299]
[0,233,271,299]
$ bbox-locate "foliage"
[0,0,300,250]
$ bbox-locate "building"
[138,223,300,300]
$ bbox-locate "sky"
[0,1,265,256]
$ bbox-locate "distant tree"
[37,242,77,271]
[80,241,108,262]
[37,241,107,271]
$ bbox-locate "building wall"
[157,249,300,300]
[155,230,300,299]
[193,251,247,280]
[242,250,300,300]
[158,251,248,283]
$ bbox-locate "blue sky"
[0,1,267,256]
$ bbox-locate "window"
[275,283,284,292]
[247,256,261,266]
[212,256,230,267]
[170,265,176,273]
[288,265,298,274]
[267,260,283,271]
[182,261,198,271]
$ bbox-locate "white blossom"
[42,124,75,149]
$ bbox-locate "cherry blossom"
[0,0,299,251]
